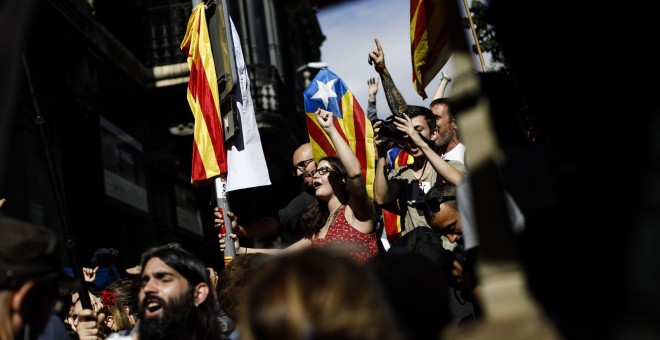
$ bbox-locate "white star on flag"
[311,79,337,109]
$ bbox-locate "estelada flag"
[411,0,452,99]
[383,146,413,242]
[180,3,227,184]
[303,68,376,199]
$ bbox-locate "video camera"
[376,115,406,143]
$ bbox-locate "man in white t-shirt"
[429,97,467,166]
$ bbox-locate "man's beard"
[436,129,452,149]
[138,292,196,340]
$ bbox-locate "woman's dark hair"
[300,199,326,235]
[320,156,348,198]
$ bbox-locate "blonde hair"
[103,278,138,331]
[239,248,403,340]
[0,291,14,340]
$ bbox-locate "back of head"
[426,182,458,211]
[239,248,403,340]
[217,253,270,321]
[104,277,138,331]
[366,251,452,339]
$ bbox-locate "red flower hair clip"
[102,289,116,308]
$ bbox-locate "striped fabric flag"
[180,3,227,184]
[386,146,413,172]
[303,68,376,198]
[383,147,413,242]
[411,0,452,99]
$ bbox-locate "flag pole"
[22,54,92,309]
[462,0,488,72]
[214,175,236,264]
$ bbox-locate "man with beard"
[429,98,467,166]
[79,247,225,340]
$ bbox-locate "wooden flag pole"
[214,175,236,264]
[462,0,488,72]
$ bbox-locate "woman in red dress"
[220,108,378,263]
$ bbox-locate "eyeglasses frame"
[291,158,315,176]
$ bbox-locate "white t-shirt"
[442,142,466,164]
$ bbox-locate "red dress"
[312,205,379,263]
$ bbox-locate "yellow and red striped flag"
[303,68,376,198]
[411,0,452,99]
[180,3,227,184]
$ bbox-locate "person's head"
[126,242,185,276]
[423,183,462,243]
[291,143,316,189]
[137,246,221,339]
[0,216,76,340]
[366,251,452,339]
[429,98,458,150]
[101,277,138,332]
[239,248,403,340]
[217,253,270,323]
[67,289,103,331]
[401,105,438,158]
[310,156,348,203]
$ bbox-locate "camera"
[376,115,406,142]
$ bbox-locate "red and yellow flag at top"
[411,0,453,99]
[180,3,227,184]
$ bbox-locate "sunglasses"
[310,166,337,177]
[291,158,315,176]
[424,195,456,213]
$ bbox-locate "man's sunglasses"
[291,158,315,176]
[424,195,456,213]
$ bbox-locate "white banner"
[225,18,271,191]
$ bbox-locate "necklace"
[414,160,428,181]
[327,205,344,227]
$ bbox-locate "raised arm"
[393,114,464,185]
[366,77,379,124]
[315,108,372,222]
[372,120,401,207]
[432,72,452,100]
[368,38,408,117]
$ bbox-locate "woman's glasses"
[310,166,337,177]
[424,195,456,213]
[291,158,315,176]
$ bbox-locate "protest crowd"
[2,0,658,339]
